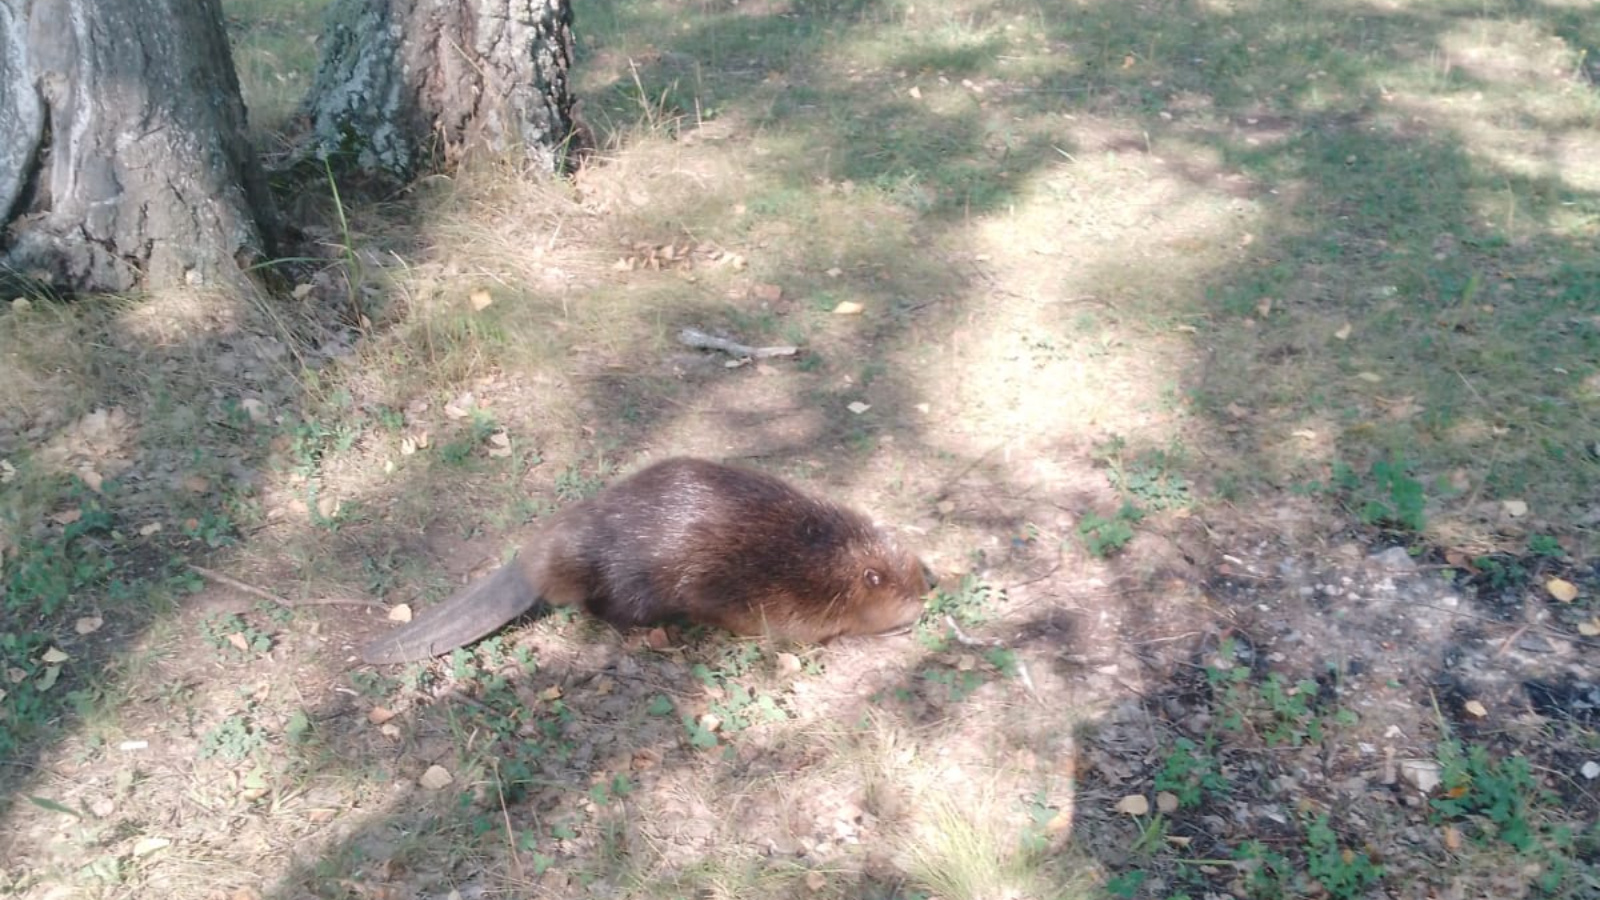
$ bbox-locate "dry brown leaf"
[1115,794,1149,816]
[419,765,454,790]
[183,475,210,493]
[646,627,671,649]
[317,496,340,519]
[1442,824,1462,852]
[805,871,827,892]
[40,647,69,664]
[74,616,103,635]
[1334,323,1352,340]
[1546,578,1579,603]
[908,85,922,99]
[847,401,871,415]
[80,468,104,492]
[1502,499,1529,518]
[833,300,865,315]
[1256,297,1273,318]
[132,837,171,857]
[541,686,563,702]
[36,666,60,691]
[1578,617,1600,637]
[227,633,249,652]
[469,288,493,310]
[1156,792,1179,814]
[699,713,722,733]
[1463,700,1488,719]
[386,604,413,623]
[1356,372,1383,383]
[367,706,397,725]
[825,267,843,278]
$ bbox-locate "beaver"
[361,457,932,663]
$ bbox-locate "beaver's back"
[545,459,927,640]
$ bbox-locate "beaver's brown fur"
[361,458,931,663]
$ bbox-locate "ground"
[2,0,1599,898]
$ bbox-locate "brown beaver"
[361,457,932,663]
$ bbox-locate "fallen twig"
[187,564,383,609]
[945,614,1041,701]
[678,327,798,359]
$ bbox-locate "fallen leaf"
[1356,372,1383,383]
[1502,499,1528,518]
[1578,617,1600,637]
[75,617,103,635]
[52,509,83,526]
[646,627,671,649]
[36,666,61,691]
[699,713,722,733]
[936,500,956,516]
[367,706,397,725]
[292,283,313,300]
[183,475,210,493]
[0,460,14,483]
[419,765,454,790]
[1463,699,1488,719]
[227,633,249,652]
[308,808,337,824]
[1546,578,1578,603]
[131,837,171,857]
[541,686,563,702]
[1399,759,1441,793]
[1291,428,1317,440]
[847,401,871,415]
[1334,323,1352,340]
[833,300,865,315]
[444,392,475,419]
[1047,809,1072,834]
[386,604,413,623]
[79,468,104,492]
[908,85,922,99]
[1122,53,1135,69]
[1256,297,1273,318]
[41,647,69,664]
[825,267,843,278]
[1156,792,1179,814]
[1115,795,1149,816]
[805,871,827,892]
[1443,824,1461,851]
[469,288,493,310]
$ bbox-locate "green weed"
[1078,503,1142,559]
[1154,737,1228,809]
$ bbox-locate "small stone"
[1368,546,1417,572]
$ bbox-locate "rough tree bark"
[0,0,276,293]
[300,0,579,180]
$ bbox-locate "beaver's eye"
[863,568,882,587]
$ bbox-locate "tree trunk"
[300,0,579,180]
[0,0,276,294]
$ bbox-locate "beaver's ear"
[863,568,883,587]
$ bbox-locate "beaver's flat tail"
[361,561,541,664]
